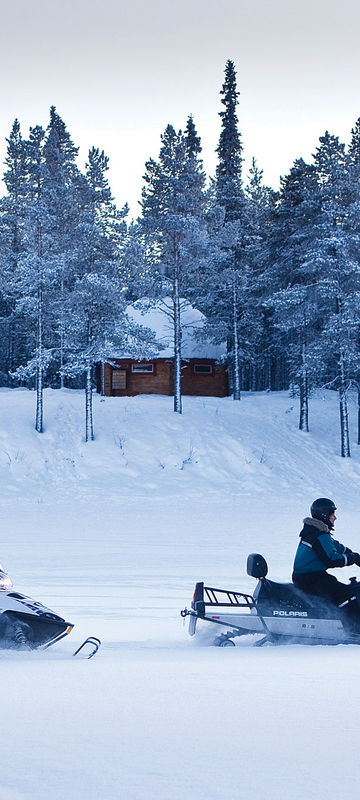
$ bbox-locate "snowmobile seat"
[259,579,311,605]
[254,577,321,613]
[247,553,339,615]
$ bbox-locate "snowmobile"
[181,553,360,647]
[0,566,100,658]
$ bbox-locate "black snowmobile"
[181,553,360,647]
[0,566,100,658]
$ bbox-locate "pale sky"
[1,0,360,217]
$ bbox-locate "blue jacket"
[293,517,356,574]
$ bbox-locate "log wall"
[100,359,228,398]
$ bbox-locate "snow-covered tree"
[140,119,208,413]
[43,110,89,387]
[199,60,246,400]
[61,145,151,441]
[310,132,360,456]
[12,111,83,431]
[243,158,277,392]
[346,118,360,444]
[0,119,28,378]
[265,158,321,429]
[215,59,243,222]
[11,124,52,432]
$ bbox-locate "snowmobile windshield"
[0,571,13,590]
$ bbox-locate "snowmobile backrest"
[247,553,268,579]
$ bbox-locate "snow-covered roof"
[120,299,226,360]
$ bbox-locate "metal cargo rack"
[181,581,271,643]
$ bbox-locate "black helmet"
[311,498,337,527]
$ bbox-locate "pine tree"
[347,118,360,444]
[62,146,132,440]
[47,106,79,163]
[243,158,277,392]
[11,124,54,432]
[215,60,243,222]
[140,120,208,413]
[211,60,246,399]
[44,110,86,387]
[11,112,82,432]
[265,158,320,430]
[310,132,359,456]
[0,120,28,377]
[185,114,202,158]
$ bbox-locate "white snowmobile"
[0,566,100,658]
[181,553,360,647]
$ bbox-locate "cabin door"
[111,369,127,394]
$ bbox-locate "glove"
[349,552,360,567]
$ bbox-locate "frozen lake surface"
[1,388,360,799]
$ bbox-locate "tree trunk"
[232,279,240,400]
[299,379,309,432]
[100,360,105,402]
[227,335,233,396]
[7,319,14,375]
[299,342,309,432]
[35,288,43,434]
[339,350,350,457]
[173,274,182,414]
[267,356,272,392]
[85,365,94,442]
[35,216,44,434]
[250,362,256,393]
[35,363,43,433]
[59,277,65,389]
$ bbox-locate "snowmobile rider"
[292,498,360,607]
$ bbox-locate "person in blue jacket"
[292,498,360,606]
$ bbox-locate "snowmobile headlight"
[0,572,13,590]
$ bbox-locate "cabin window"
[194,364,213,375]
[112,370,127,390]
[131,363,154,374]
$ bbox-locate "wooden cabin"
[99,357,228,397]
[97,301,228,399]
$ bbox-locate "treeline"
[1,61,360,455]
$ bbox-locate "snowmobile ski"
[72,636,101,659]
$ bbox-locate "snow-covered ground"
[1,387,360,799]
